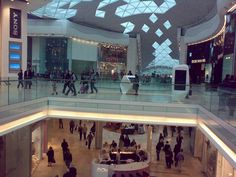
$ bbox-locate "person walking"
[78,124,83,141]
[156,139,164,161]
[47,146,55,167]
[90,69,98,93]
[68,72,77,96]
[165,147,173,169]
[176,149,184,172]
[119,134,124,149]
[163,126,168,138]
[124,134,130,147]
[59,119,64,129]
[69,120,75,134]
[24,68,33,89]
[64,149,72,169]
[133,74,139,95]
[62,70,70,94]
[82,124,87,140]
[86,132,93,149]
[174,143,181,166]
[61,139,68,161]
[170,126,176,137]
[50,72,58,95]
[176,133,183,146]
[65,71,76,96]
[158,133,164,142]
[17,69,24,88]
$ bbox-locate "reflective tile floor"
[32,119,204,177]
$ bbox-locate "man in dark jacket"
[17,69,24,88]
[24,68,33,89]
[156,139,164,161]
[69,120,75,134]
[64,149,72,168]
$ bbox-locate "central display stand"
[120,75,136,95]
[171,64,190,101]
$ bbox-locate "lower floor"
[32,119,203,177]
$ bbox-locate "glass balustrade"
[0,77,235,128]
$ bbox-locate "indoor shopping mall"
[0,0,236,177]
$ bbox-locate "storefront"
[216,152,236,177]
[194,129,217,177]
[31,121,47,174]
[98,44,127,79]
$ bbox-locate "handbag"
[52,158,56,163]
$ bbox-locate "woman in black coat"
[47,146,55,167]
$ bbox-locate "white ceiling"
[28,0,217,70]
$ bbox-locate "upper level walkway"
[0,78,235,124]
[0,78,236,169]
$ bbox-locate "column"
[179,37,188,65]
[0,0,28,78]
[95,122,103,149]
[193,128,204,158]
[146,125,153,156]
[67,38,72,71]
[127,37,138,74]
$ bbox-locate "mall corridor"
[32,119,204,177]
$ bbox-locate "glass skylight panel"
[164,38,172,46]
[149,14,158,23]
[152,42,159,49]
[95,10,105,18]
[155,29,163,37]
[31,0,93,19]
[121,22,135,34]
[142,24,150,33]
[163,20,171,29]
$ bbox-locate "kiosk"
[91,151,150,177]
[172,64,190,100]
[120,75,136,94]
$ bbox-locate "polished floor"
[32,119,204,177]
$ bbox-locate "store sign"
[10,8,21,39]
[224,56,232,60]
[191,59,206,64]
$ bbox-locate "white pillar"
[32,37,40,73]
[67,38,72,71]
[0,0,28,78]
[127,37,137,74]
[179,37,188,64]
[95,122,103,149]
[146,125,153,155]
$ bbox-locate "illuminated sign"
[191,59,206,63]
[9,41,22,72]
[10,8,21,39]
[225,56,232,60]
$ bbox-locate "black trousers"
[90,82,97,93]
[17,80,24,88]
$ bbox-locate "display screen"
[9,53,21,60]
[9,63,20,69]
[174,70,186,90]
[9,43,21,50]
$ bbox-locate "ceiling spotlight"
[10,0,14,1]
[26,1,30,4]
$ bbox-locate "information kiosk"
[120,75,136,94]
[172,64,190,100]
